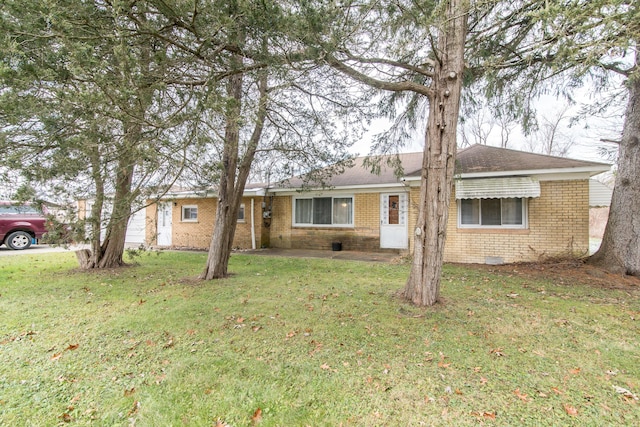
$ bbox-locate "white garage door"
[125,209,146,244]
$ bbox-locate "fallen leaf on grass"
[60,412,72,423]
[605,369,618,376]
[320,363,338,373]
[514,388,530,402]
[613,385,639,400]
[471,411,496,420]
[563,404,578,416]
[51,343,80,361]
[569,368,581,375]
[438,353,450,368]
[124,387,135,397]
[490,348,506,357]
[251,408,262,424]
[308,340,323,356]
[128,400,140,416]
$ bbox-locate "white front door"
[157,202,172,246]
[380,193,408,249]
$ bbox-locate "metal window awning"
[455,177,540,199]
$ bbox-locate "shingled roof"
[274,144,610,190]
[452,144,609,176]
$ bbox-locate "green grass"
[1,251,638,426]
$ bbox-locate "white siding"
[589,179,613,207]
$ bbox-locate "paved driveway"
[0,245,74,257]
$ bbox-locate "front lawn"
[0,251,638,426]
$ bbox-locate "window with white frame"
[294,196,353,226]
[458,198,526,228]
[238,203,245,222]
[181,205,198,222]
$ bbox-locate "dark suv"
[0,201,49,250]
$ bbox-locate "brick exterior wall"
[145,179,590,264]
[172,198,216,249]
[146,197,266,250]
[269,193,385,251]
[268,179,590,263]
[442,180,590,263]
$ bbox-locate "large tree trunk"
[96,158,135,268]
[200,45,244,280]
[76,144,106,268]
[404,0,468,306]
[589,72,640,275]
[200,58,268,280]
[200,191,242,279]
[76,140,137,270]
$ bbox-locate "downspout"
[251,198,256,249]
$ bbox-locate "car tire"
[6,231,32,250]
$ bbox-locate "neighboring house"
[589,179,613,208]
[588,179,613,240]
[146,145,610,265]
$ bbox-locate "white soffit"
[455,177,541,199]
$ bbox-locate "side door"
[380,193,408,249]
[156,202,172,246]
